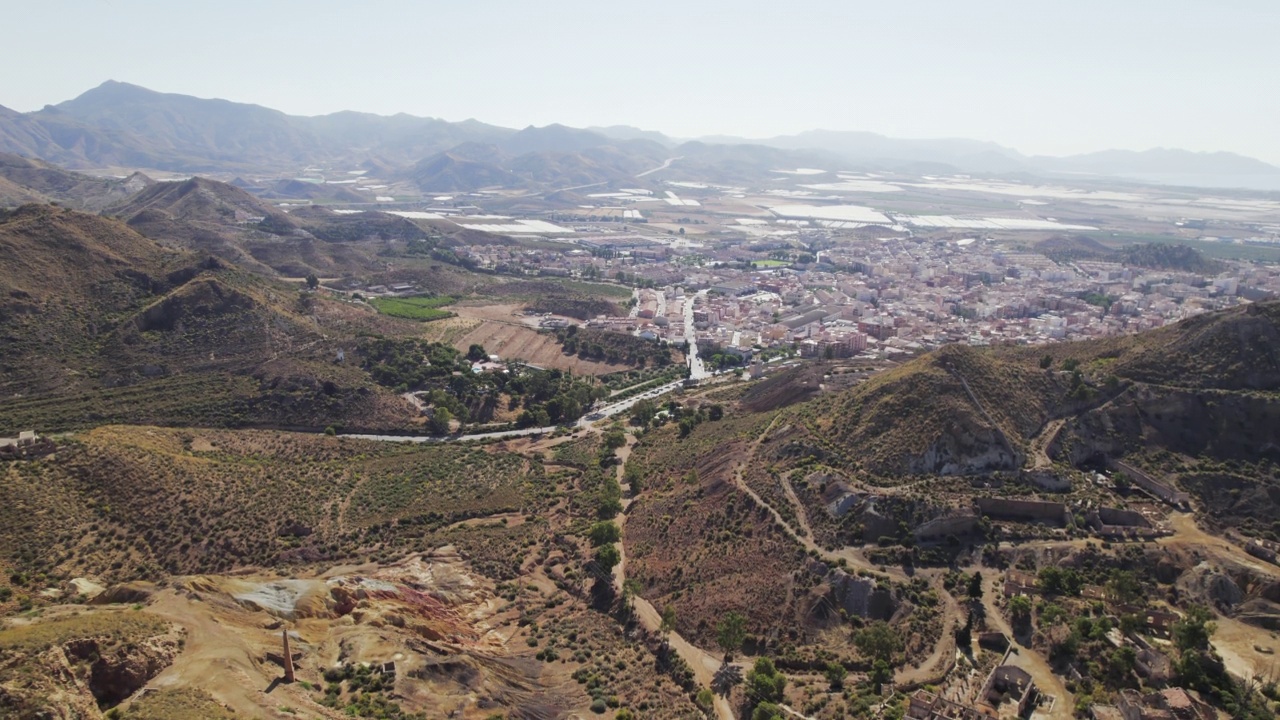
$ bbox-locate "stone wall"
[975,497,1067,524]
[1097,507,1151,528]
[914,514,979,541]
[1109,460,1191,508]
[1023,470,1072,492]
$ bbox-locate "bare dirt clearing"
[453,303,632,376]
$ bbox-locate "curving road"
[636,156,682,178]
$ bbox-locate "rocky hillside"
[0,204,413,433]
[0,151,151,210]
[1034,234,1225,273]
[800,301,1280,479]
[108,177,416,277]
[0,610,180,716]
[810,345,1065,476]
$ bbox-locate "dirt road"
[978,576,1074,720]
[1027,419,1066,471]
[144,591,304,718]
[611,434,738,720]
[720,414,962,684]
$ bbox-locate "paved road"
[684,288,709,380]
[344,378,690,444]
[342,425,556,443]
[636,156,681,178]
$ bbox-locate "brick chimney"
[282,630,295,683]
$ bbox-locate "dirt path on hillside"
[943,364,1020,465]
[144,590,301,719]
[611,430,738,720]
[728,415,909,582]
[896,584,960,685]
[779,471,814,542]
[721,415,964,684]
[632,595,738,719]
[1161,513,1280,579]
[978,575,1073,720]
[1027,419,1066,470]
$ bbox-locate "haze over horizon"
[4,0,1278,166]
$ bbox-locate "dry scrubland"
[0,426,548,584]
[0,425,704,718]
[0,218,1276,719]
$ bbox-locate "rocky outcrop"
[0,625,179,717]
[1176,562,1245,611]
[815,564,895,621]
[1061,385,1280,467]
[90,581,157,606]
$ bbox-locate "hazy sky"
[4,0,1278,163]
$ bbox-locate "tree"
[1038,566,1083,596]
[1119,613,1143,635]
[1172,604,1216,653]
[1039,354,1053,369]
[1009,594,1033,626]
[746,658,786,704]
[559,396,583,423]
[603,427,627,450]
[597,495,623,520]
[678,417,696,437]
[1107,570,1142,605]
[968,571,984,600]
[870,658,893,690]
[751,703,784,720]
[430,406,453,435]
[716,611,748,659]
[624,466,643,494]
[621,578,641,620]
[467,344,488,362]
[824,660,847,690]
[854,621,902,663]
[593,544,621,575]
[631,398,657,426]
[588,521,621,546]
[955,610,974,648]
[1109,645,1137,685]
[660,604,677,640]
[305,273,319,290]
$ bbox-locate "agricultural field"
[368,294,457,321]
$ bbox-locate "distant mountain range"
[2,81,1278,190]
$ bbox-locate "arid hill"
[0,204,412,433]
[796,301,1280,479]
[1034,234,1225,273]
[109,177,415,277]
[812,344,1064,476]
[0,427,703,718]
[0,151,150,210]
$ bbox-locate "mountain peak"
[74,80,160,101]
